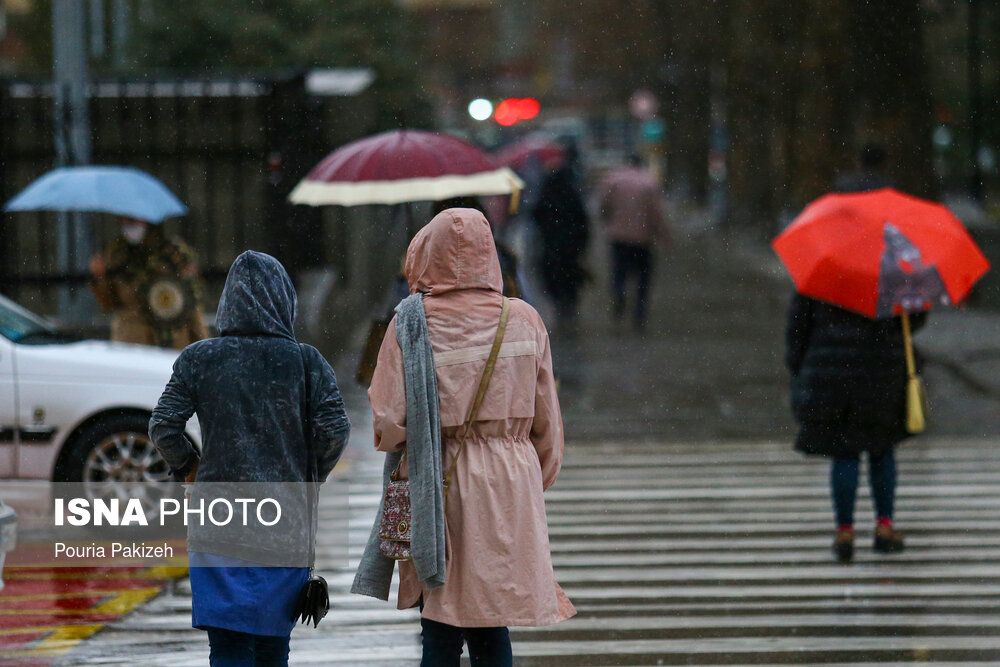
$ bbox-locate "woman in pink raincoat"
[363,208,575,665]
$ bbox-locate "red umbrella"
[772,188,990,318]
[288,129,523,207]
[493,136,564,172]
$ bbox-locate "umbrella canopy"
[772,188,990,318]
[4,166,187,223]
[288,129,524,207]
[493,136,564,172]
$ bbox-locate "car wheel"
[58,413,174,519]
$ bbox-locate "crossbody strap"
[901,312,917,378]
[443,296,510,499]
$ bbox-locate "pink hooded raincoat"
[369,208,576,628]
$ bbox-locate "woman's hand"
[184,462,199,499]
[89,255,106,278]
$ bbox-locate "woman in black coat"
[150,251,350,666]
[786,294,924,562]
[532,148,590,331]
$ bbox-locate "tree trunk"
[847,0,937,198]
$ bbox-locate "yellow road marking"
[0,624,103,658]
[91,587,160,615]
[0,569,187,658]
[0,624,102,637]
[6,570,178,581]
[0,590,114,603]
[143,565,188,579]
[0,587,164,615]
[0,608,113,616]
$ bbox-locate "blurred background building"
[0,0,997,345]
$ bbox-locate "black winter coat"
[532,166,590,297]
[149,251,350,562]
[786,294,925,457]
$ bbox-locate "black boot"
[832,529,854,563]
[874,524,905,554]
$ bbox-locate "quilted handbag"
[378,297,510,561]
[378,465,413,560]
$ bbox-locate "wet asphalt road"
[5,217,1000,664]
[42,433,1000,665]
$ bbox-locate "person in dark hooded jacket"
[532,146,590,332]
[150,250,350,666]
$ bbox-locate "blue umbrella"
[4,166,187,223]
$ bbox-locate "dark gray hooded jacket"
[149,251,350,561]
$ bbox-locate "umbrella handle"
[901,312,917,378]
[509,187,521,215]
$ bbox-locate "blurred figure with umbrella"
[531,141,590,334]
[5,166,209,349]
[834,142,894,193]
[775,187,989,563]
[287,129,525,386]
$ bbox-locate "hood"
[215,251,297,339]
[405,208,503,296]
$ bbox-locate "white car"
[0,293,199,484]
[0,497,15,591]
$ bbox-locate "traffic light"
[493,98,540,126]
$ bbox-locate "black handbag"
[292,344,330,627]
[293,572,329,628]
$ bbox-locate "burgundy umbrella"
[493,136,564,172]
[288,129,523,207]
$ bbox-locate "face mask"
[122,224,147,245]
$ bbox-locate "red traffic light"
[494,98,540,126]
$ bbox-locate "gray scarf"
[352,294,446,600]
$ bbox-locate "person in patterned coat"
[89,217,209,348]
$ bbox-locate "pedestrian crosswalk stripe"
[57,438,1000,665]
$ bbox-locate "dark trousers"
[610,242,654,326]
[206,627,290,667]
[831,449,897,527]
[420,617,512,667]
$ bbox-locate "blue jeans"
[206,627,290,667]
[420,618,512,667]
[831,449,897,527]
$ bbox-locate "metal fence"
[0,72,375,314]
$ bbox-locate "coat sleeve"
[369,317,407,453]
[530,324,564,489]
[652,188,671,247]
[597,178,614,224]
[89,275,120,311]
[304,346,352,481]
[149,353,200,478]
[785,293,812,375]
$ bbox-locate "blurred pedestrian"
[531,144,590,333]
[89,217,209,348]
[598,154,670,331]
[834,142,894,193]
[150,251,350,667]
[353,208,575,666]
